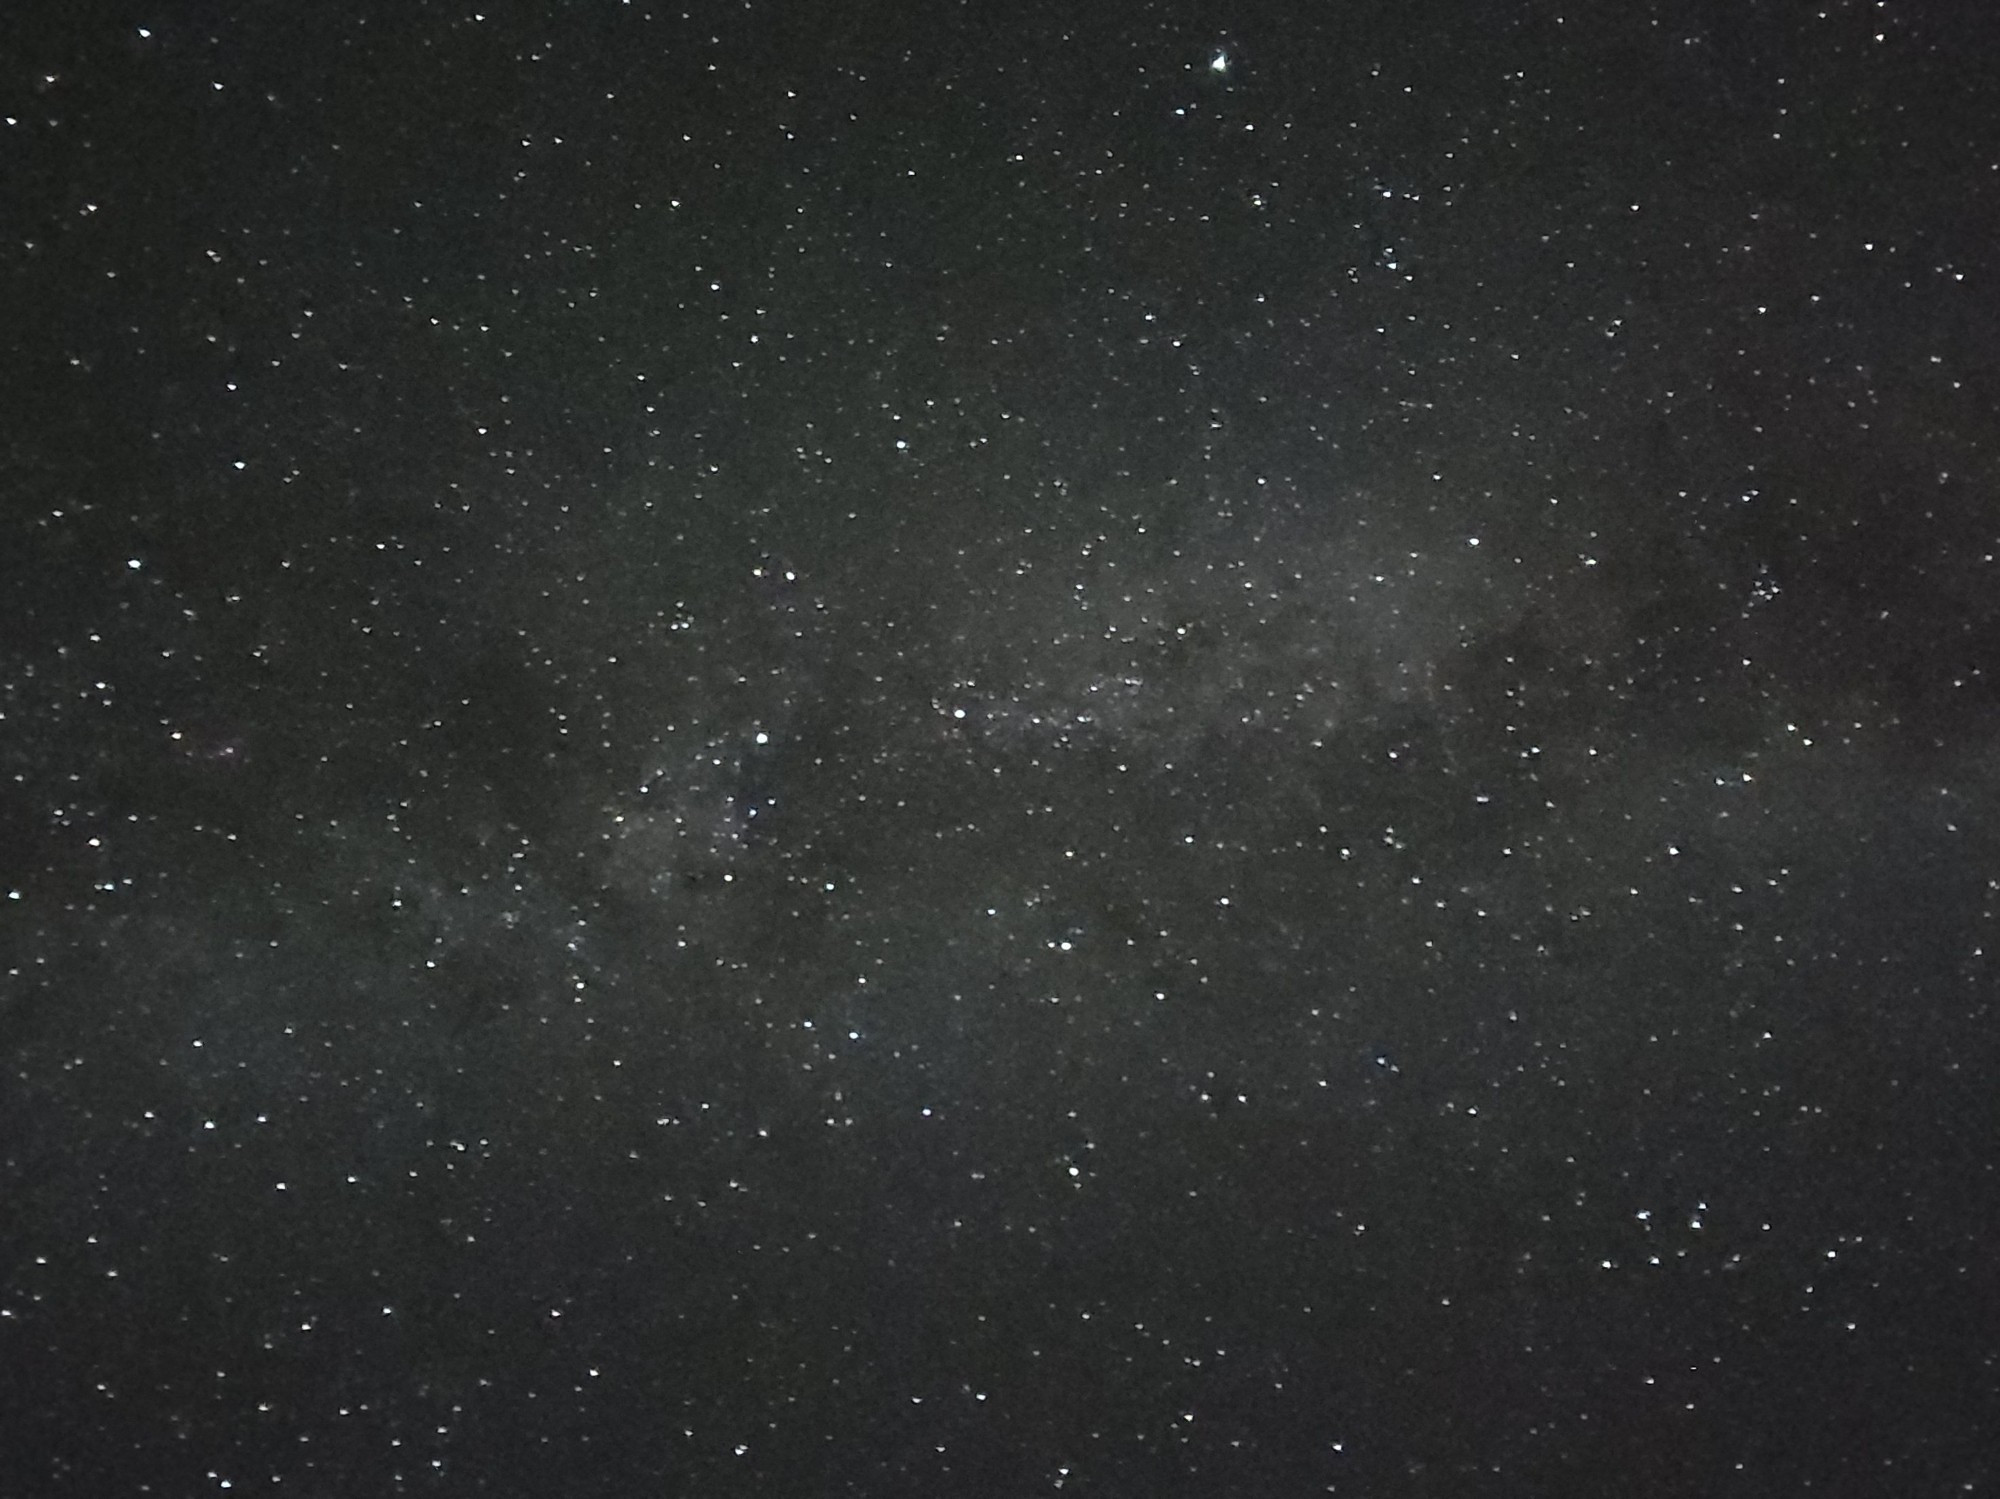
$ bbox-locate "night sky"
[5,1,1999,1493]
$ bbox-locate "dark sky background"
[5,0,1999,1493]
